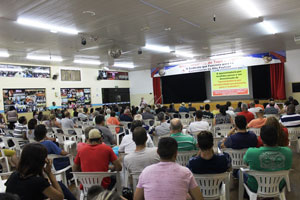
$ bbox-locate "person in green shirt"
[170,118,197,151]
[243,125,292,192]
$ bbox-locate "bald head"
[170,118,183,133]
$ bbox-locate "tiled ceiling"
[0,0,300,70]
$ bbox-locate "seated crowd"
[0,97,298,200]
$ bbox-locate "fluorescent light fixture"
[175,51,195,58]
[26,55,63,62]
[209,52,244,60]
[234,0,262,18]
[260,21,278,34]
[143,45,171,53]
[0,51,10,57]
[17,18,79,35]
[103,67,109,70]
[168,59,196,65]
[74,59,101,65]
[113,63,135,69]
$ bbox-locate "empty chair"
[176,150,198,166]
[248,128,261,137]
[194,172,230,200]
[214,124,233,138]
[72,172,122,200]
[11,138,27,156]
[239,168,291,200]
[287,127,300,152]
[222,148,248,169]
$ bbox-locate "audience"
[124,127,160,174]
[248,102,259,116]
[220,115,257,149]
[288,96,299,106]
[187,131,230,174]
[61,111,78,129]
[212,104,220,115]
[178,102,189,113]
[155,104,165,114]
[266,98,281,112]
[243,125,292,193]
[73,129,122,189]
[280,104,300,127]
[187,110,209,133]
[254,99,264,110]
[95,115,116,146]
[119,120,154,154]
[134,137,203,200]
[154,112,170,137]
[167,103,176,113]
[226,101,234,111]
[237,103,255,123]
[170,118,197,151]
[247,108,267,128]
[264,101,279,114]
[49,114,62,128]
[141,107,155,120]
[234,102,243,113]
[105,109,111,121]
[26,118,37,140]
[6,106,18,130]
[13,116,28,139]
[188,103,197,111]
[120,109,133,122]
[203,104,214,119]
[213,105,232,125]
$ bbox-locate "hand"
[44,158,53,175]
[228,127,236,136]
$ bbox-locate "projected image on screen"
[211,67,249,96]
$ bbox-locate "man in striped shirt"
[13,116,28,139]
[170,118,197,151]
[280,104,300,128]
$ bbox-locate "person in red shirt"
[237,103,255,123]
[72,129,122,188]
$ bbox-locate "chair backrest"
[222,148,248,169]
[0,136,13,149]
[249,128,261,136]
[74,128,84,141]
[194,172,229,199]
[176,150,198,166]
[246,170,291,196]
[72,172,122,196]
[0,172,12,193]
[131,172,141,192]
[287,127,300,142]
[143,119,155,127]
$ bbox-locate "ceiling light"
[82,11,96,16]
[17,18,79,35]
[168,59,196,65]
[260,21,278,34]
[175,51,195,58]
[143,45,171,53]
[26,55,63,62]
[113,63,135,69]
[233,0,262,18]
[0,51,10,57]
[209,52,244,60]
[74,59,101,65]
[103,67,109,70]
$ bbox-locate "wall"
[128,69,154,106]
[285,49,300,100]
[0,64,130,113]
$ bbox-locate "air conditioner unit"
[294,34,300,44]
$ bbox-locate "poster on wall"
[0,64,50,78]
[98,71,129,80]
[61,88,91,109]
[3,89,47,113]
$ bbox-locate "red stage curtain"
[153,77,162,104]
[270,63,286,100]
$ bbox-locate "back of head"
[205,104,210,111]
[235,115,247,130]
[133,127,147,146]
[9,106,15,111]
[130,120,143,132]
[95,190,122,200]
[145,107,151,113]
[110,111,116,117]
[18,116,27,124]
[260,125,278,146]
[197,131,213,150]
[195,110,203,119]
[157,112,165,121]
[134,114,143,121]
[28,118,37,130]
[287,104,296,114]
[188,103,192,107]
[288,96,294,102]
[17,143,48,178]
[226,101,231,107]
[83,107,88,113]
[181,102,185,107]
[219,105,227,116]
[34,124,47,141]
[216,104,220,109]
[124,109,130,114]
[87,185,104,200]
[241,103,248,111]
[170,118,183,132]
[49,114,56,121]
[157,137,178,160]
[250,102,255,108]
[95,115,105,125]
[106,109,111,114]
[65,111,71,118]
[254,99,259,104]
[238,102,242,108]
[84,126,94,140]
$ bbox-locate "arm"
[213,118,216,126]
[72,163,81,172]
[189,186,204,200]
[111,159,122,171]
[60,150,69,156]
[134,188,145,200]
[55,121,62,129]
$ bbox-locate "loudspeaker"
[52,74,58,80]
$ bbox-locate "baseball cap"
[88,129,102,139]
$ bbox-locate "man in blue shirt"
[179,102,189,112]
[187,131,230,174]
[48,101,58,110]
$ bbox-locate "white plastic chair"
[11,138,27,156]
[248,128,261,137]
[222,148,248,169]
[214,124,233,138]
[107,125,126,146]
[48,154,73,186]
[74,128,84,142]
[143,119,155,127]
[238,168,291,200]
[194,172,230,200]
[72,172,122,200]
[176,150,198,166]
[203,118,214,130]
[0,149,11,172]
[0,172,12,193]
[179,112,191,126]
[287,127,300,152]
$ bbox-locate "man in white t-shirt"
[124,127,160,173]
[188,110,209,133]
[248,102,260,116]
[119,120,154,154]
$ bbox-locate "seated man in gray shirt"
[61,111,78,129]
[124,127,160,174]
[95,115,116,146]
[154,112,170,137]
